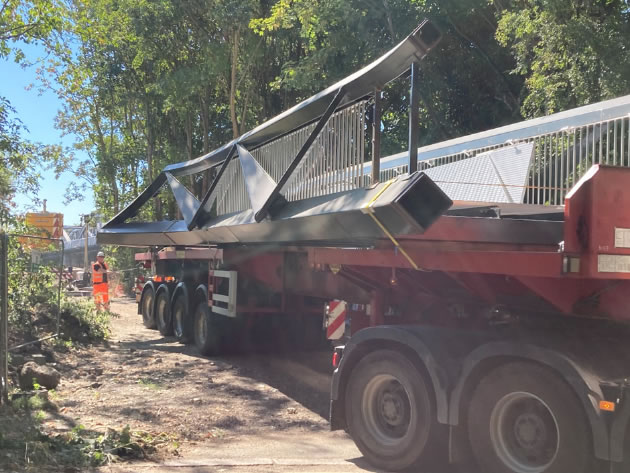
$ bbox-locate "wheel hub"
[381,392,404,425]
[362,375,413,444]
[490,392,559,473]
[514,413,546,450]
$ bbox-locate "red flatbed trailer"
[129,165,630,472]
[97,20,630,473]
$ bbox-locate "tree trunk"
[443,7,519,112]
[91,101,121,214]
[108,94,120,214]
[200,89,211,196]
[144,96,161,219]
[382,0,396,43]
[230,27,241,139]
[185,111,193,161]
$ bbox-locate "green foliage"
[496,0,630,117]
[5,225,111,344]
[5,0,629,226]
[59,298,112,341]
[10,392,55,412]
[137,377,163,390]
[62,423,177,466]
[6,230,60,331]
[1,398,172,469]
[0,0,63,57]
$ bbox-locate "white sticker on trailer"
[615,228,630,248]
[598,254,630,273]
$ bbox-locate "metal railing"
[376,96,630,205]
[212,95,630,211]
[215,101,368,215]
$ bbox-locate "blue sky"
[1,43,94,226]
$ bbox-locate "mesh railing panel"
[211,101,368,216]
[379,116,630,205]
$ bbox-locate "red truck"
[100,20,630,473]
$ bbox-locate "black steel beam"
[188,144,236,230]
[408,62,420,174]
[106,172,167,226]
[99,171,453,248]
[372,89,382,184]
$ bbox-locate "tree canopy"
[0,0,63,215]
[3,0,630,220]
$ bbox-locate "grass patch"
[137,378,163,390]
[0,395,178,470]
[10,393,57,412]
[58,298,115,343]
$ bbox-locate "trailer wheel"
[467,362,590,473]
[140,286,156,329]
[345,349,439,471]
[155,287,173,336]
[194,301,221,356]
[172,293,192,344]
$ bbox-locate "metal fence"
[0,233,64,404]
[377,96,630,205]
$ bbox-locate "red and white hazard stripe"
[326,300,347,340]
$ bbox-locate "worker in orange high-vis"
[92,251,110,311]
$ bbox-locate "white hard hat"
[97,251,105,257]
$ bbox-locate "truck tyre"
[155,286,173,336]
[467,362,590,473]
[172,293,192,344]
[345,349,439,471]
[140,287,156,329]
[194,301,221,356]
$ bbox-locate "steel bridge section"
[100,20,446,248]
[99,173,452,247]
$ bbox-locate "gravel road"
[47,298,381,472]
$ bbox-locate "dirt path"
[48,298,378,472]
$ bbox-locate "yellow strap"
[363,179,421,271]
[365,179,396,207]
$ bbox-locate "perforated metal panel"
[423,143,534,203]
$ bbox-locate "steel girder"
[99,20,448,248]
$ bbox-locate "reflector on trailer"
[332,351,341,368]
[326,301,347,340]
